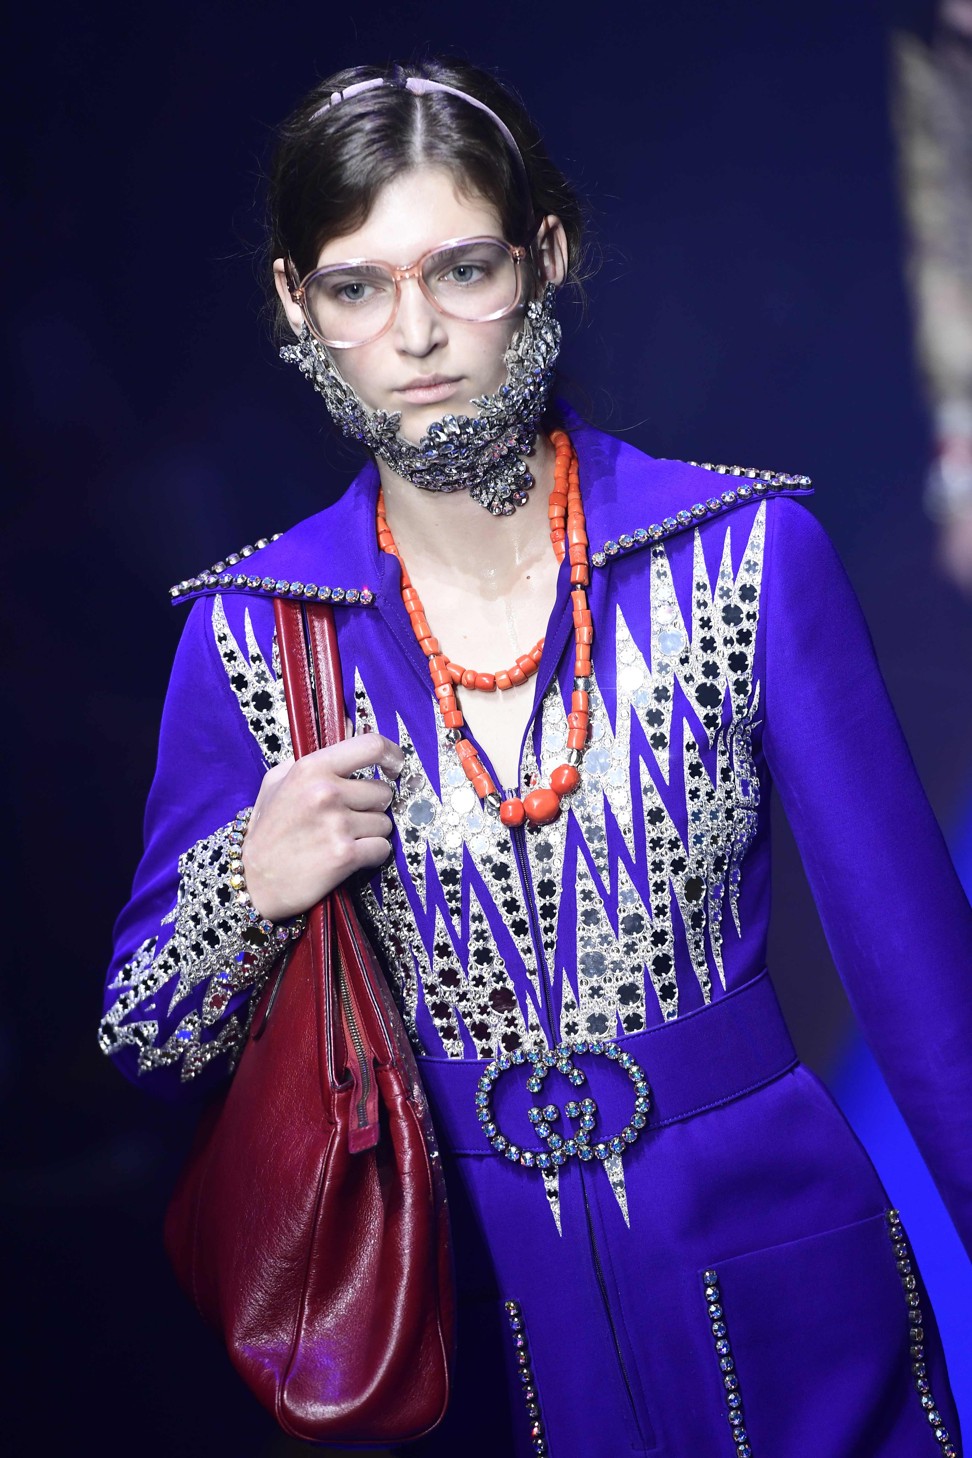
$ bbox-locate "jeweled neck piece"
[280,285,562,516]
[378,428,593,829]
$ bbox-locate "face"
[274,166,566,443]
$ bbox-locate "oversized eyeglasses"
[286,236,530,348]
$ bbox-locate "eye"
[444,260,488,285]
[439,258,492,287]
[334,280,374,303]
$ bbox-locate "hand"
[241,732,405,921]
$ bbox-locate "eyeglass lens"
[302,240,520,345]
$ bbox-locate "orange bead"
[434,682,455,701]
[550,764,580,795]
[570,566,588,584]
[523,788,562,825]
[571,589,587,607]
[572,690,589,713]
[475,673,496,692]
[443,709,463,728]
[411,615,432,640]
[462,669,477,690]
[428,653,449,671]
[496,671,512,691]
[500,797,526,827]
[419,637,440,656]
[516,654,537,677]
[449,664,464,684]
[509,665,527,686]
[576,627,594,645]
[566,729,587,751]
[529,645,543,664]
[456,740,479,762]
[567,710,589,729]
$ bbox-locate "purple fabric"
[102,412,971,1455]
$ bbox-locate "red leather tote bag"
[164,598,455,1445]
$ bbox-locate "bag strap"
[273,597,382,1150]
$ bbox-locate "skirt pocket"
[698,1208,960,1458]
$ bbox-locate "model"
[100,59,971,1456]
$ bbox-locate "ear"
[534,215,569,289]
[273,258,306,337]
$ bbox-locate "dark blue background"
[5,1,969,1453]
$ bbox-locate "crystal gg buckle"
[476,1039,652,1169]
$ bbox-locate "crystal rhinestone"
[737,484,753,498]
[704,1285,719,1301]
[676,509,692,525]
[591,551,606,567]
[663,516,677,531]
[619,534,634,549]
[346,589,360,603]
[721,491,736,505]
[648,523,664,539]
[542,1104,558,1121]
[331,588,345,602]
[634,528,648,542]
[702,1269,718,1284]
[520,1150,535,1167]
[605,540,619,556]
[691,503,708,517]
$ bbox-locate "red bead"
[500,798,526,827]
[462,669,477,689]
[509,665,527,686]
[496,671,512,691]
[550,764,580,795]
[523,788,562,825]
[475,673,496,692]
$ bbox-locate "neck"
[375,432,557,596]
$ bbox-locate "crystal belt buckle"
[476,1038,652,1169]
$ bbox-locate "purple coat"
[101,414,971,1456]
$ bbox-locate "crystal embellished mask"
[279,285,562,515]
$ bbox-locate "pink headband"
[310,75,528,187]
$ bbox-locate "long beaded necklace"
[376,429,592,828]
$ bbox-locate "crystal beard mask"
[279,284,562,516]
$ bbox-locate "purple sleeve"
[763,498,972,1258]
[99,595,289,1101]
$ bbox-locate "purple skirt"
[412,974,962,1457]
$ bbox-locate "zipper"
[508,817,558,1035]
[337,959,379,1149]
[582,1177,649,1447]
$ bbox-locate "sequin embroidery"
[99,820,283,1080]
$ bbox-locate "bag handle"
[273,598,381,1148]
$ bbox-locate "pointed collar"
[169,407,812,608]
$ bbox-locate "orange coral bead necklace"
[376,429,592,828]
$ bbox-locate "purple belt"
[417,970,798,1164]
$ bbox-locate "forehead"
[316,166,504,266]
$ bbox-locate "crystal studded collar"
[167,427,815,608]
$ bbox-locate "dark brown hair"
[266,58,587,331]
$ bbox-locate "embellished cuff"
[227,807,307,951]
[99,813,306,1083]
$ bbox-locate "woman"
[100,60,971,1456]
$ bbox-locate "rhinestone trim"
[886,1209,958,1456]
[590,463,812,567]
[700,1268,753,1457]
[477,1040,651,1169]
[505,1300,548,1457]
[169,533,375,606]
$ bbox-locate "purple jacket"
[101,415,971,1456]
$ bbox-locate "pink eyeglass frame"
[285,234,531,349]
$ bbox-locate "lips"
[395,376,463,405]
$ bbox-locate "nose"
[392,273,447,355]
